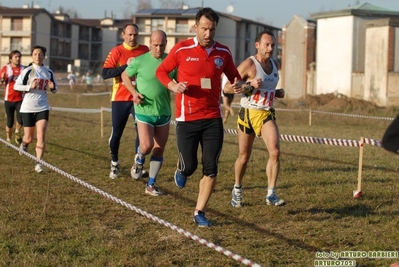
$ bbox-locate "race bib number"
[249,89,275,108]
[36,79,49,90]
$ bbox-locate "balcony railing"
[1,26,32,36]
[79,34,90,41]
[175,24,189,33]
[1,23,31,31]
[12,45,30,52]
[0,45,31,54]
[91,35,102,42]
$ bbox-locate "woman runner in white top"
[14,45,57,173]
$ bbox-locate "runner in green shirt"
[122,30,176,196]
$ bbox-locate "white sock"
[267,188,275,196]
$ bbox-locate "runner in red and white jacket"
[156,36,242,122]
[155,7,244,227]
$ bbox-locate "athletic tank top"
[240,56,279,110]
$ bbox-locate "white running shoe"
[131,154,145,180]
[145,184,163,196]
[35,164,44,173]
[19,143,28,155]
[109,162,120,179]
[231,187,243,207]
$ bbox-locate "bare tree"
[256,16,265,23]
[137,0,153,10]
[54,6,80,18]
[122,0,152,18]
[255,16,274,26]
[158,0,185,9]
[122,0,134,18]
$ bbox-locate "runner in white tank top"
[222,30,286,208]
[239,55,279,110]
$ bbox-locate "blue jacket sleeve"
[101,65,127,80]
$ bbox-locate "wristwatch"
[244,81,254,93]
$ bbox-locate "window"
[91,28,102,41]
[66,24,72,38]
[10,37,22,51]
[11,17,23,31]
[151,19,164,31]
[50,38,58,55]
[176,19,188,33]
[245,23,251,39]
[52,23,59,36]
[79,27,90,41]
[78,44,89,60]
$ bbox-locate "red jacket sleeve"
[0,66,6,81]
[223,54,241,84]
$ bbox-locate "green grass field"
[1,85,398,267]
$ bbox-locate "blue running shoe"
[193,211,212,227]
[174,169,187,188]
[266,193,286,206]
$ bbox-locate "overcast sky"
[5,0,399,28]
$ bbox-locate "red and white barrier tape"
[278,134,382,147]
[172,121,383,148]
[279,134,360,146]
[363,137,383,147]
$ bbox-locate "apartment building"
[0,5,280,75]
[0,6,130,74]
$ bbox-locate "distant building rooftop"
[0,7,49,16]
[135,8,200,16]
[312,2,399,19]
